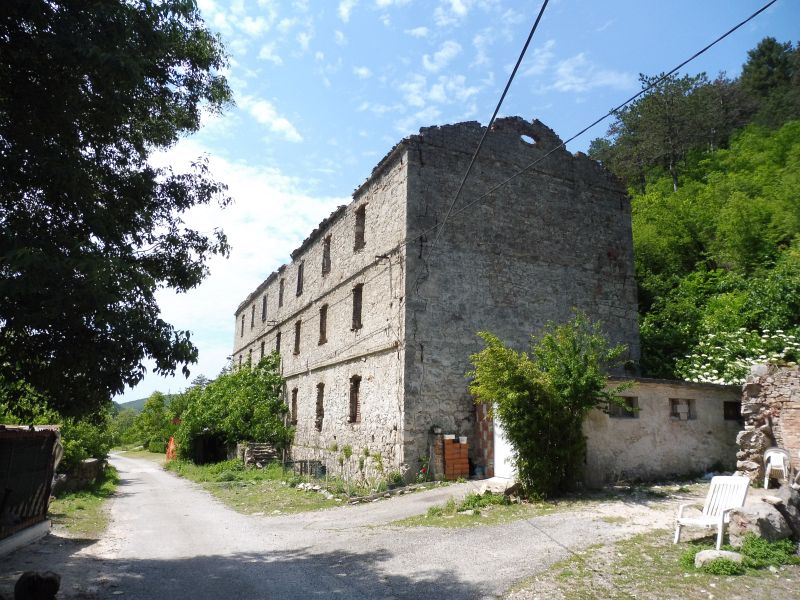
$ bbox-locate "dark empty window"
[261,295,267,321]
[609,397,638,419]
[354,204,366,250]
[250,304,255,328]
[315,383,324,431]
[278,278,285,307]
[724,401,742,421]
[322,235,332,274]
[290,388,298,425]
[352,284,363,330]
[238,355,242,368]
[260,341,265,359]
[248,348,253,364]
[294,321,301,355]
[296,262,304,296]
[349,375,361,423]
[319,304,328,344]
[240,314,245,337]
[275,331,281,354]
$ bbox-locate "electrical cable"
[417,0,550,283]
[413,0,779,250]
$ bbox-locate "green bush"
[740,534,800,568]
[468,313,628,497]
[702,558,745,576]
[459,492,509,511]
[58,415,113,472]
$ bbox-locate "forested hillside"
[589,37,800,383]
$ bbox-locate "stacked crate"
[443,438,469,480]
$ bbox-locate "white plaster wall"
[583,379,741,487]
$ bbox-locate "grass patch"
[511,529,800,600]
[394,491,559,528]
[48,466,118,538]
[164,459,340,515]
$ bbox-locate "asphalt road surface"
[1,453,682,599]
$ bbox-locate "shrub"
[702,558,745,575]
[468,313,628,497]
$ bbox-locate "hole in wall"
[520,134,536,146]
[371,434,375,442]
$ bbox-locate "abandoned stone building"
[232,116,738,484]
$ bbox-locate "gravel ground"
[0,454,700,599]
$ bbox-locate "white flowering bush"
[676,329,800,385]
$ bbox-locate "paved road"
[1,454,684,599]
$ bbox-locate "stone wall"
[233,146,408,476]
[583,378,740,487]
[402,117,641,473]
[736,364,800,482]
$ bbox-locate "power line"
[418,0,550,278]
[409,0,779,258]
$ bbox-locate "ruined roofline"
[234,116,618,316]
[609,375,740,393]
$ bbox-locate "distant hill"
[113,394,178,414]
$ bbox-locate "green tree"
[175,353,291,460]
[134,391,172,453]
[109,408,139,447]
[468,314,627,498]
[0,0,232,417]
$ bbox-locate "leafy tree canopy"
[0,1,232,416]
[175,353,292,459]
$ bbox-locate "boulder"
[729,503,793,546]
[765,485,800,540]
[694,550,744,568]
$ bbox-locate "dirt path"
[1,454,695,599]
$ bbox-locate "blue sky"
[117,0,799,403]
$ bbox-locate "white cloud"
[472,30,492,66]
[398,73,427,107]
[239,96,303,142]
[297,30,312,51]
[395,105,442,134]
[334,30,348,45]
[314,51,325,61]
[596,19,616,32]
[551,53,635,93]
[523,39,556,77]
[422,40,462,72]
[376,0,411,6]
[353,66,373,79]
[398,72,480,108]
[258,43,283,65]
[239,15,268,36]
[338,0,357,22]
[434,0,471,27]
[405,26,429,38]
[118,139,348,402]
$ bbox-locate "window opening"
[322,235,331,274]
[670,398,696,420]
[260,341,265,359]
[261,295,267,321]
[354,205,366,250]
[296,262,304,296]
[352,284,363,330]
[248,348,252,364]
[319,304,328,344]
[723,401,741,421]
[349,376,361,423]
[278,278,284,307]
[315,383,324,431]
[250,304,255,328]
[294,321,301,355]
[291,388,298,425]
[240,314,245,337]
[275,331,281,354]
[609,397,638,418]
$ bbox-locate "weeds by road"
[506,529,800,600]
[48,466,119,538]
[165,459,340,515]
[115,448,166,464]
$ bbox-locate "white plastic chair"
[673,475,750,550]
[764,447,791,489]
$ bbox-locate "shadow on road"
[1,536,485,599]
